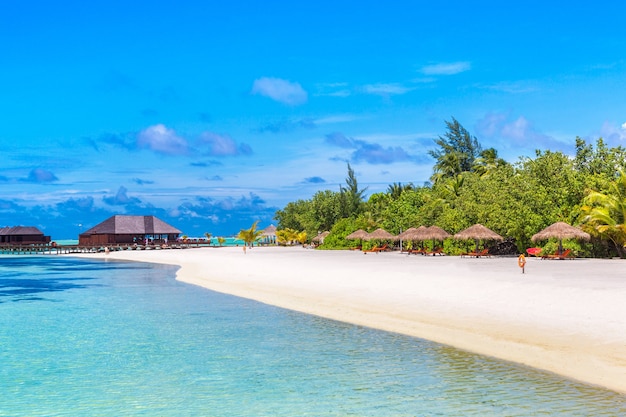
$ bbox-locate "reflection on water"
[0,256,624,416]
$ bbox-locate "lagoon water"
[1,256,624,416]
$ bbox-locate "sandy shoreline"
[74,246,626,394]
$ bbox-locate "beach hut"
[260,224,277,245]
[0,226,51,245]
[531,222,590,255]
[78,215,181,246]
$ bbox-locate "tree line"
[273,118,626,257]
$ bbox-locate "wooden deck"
[0,242,204,255]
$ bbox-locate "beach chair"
[427,247,445,256]
[363,245,381,254]
[542,249,573,260]
[526,247,542,257]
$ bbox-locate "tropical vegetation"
[273,118,626,257]
[237,220,264,247]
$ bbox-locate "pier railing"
[0,242,203,255]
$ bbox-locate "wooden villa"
[78,215,181,246]
[0,226,51,245]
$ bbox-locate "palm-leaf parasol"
[312,231,330,243]
[531,222,590,254]
[346,229,369,240]
[454,224,503,253]
[364,228,396,241]
[422,226,450,253]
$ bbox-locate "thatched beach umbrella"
[346,229,369,240]
[397,227,419,241]
[364,228,396,241]
[531,222,590,254]
[312,231,330,244]
[345,229,369,248]
[454,224,503,253]
[397,226,428,251]
[420,225,451,254]
[424,225,450,245]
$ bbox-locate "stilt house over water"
[78,215,181,246]
[0,226,51,245]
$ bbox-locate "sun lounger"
[541,249,573,260]
[426,247,445,256]
[363,243,389,254]
[461,248,490,258]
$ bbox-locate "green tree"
[274,199,309,231]
[217,236,226,246]
[575,137,626,178]
[429,117,482,183]
[340,163,367,217]
[581,170,626,257]
[386,182,415,199]
[473,147,509,177]
[237,221,264,247]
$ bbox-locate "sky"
[1,1,625,239]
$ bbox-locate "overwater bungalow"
[78,215,181,246]
[0,226,51,245]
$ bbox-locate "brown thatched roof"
[454,224,503,241]
[397,227,418,240]
[0,226,45,236]
[423,225,451,240]
[81,215,181,236]
[531,222,590,242]
[364,228,396,241]
[312,231,330,242]
[261,224,277,237]
[346,229,369,240]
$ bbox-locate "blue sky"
[1,1,625,239]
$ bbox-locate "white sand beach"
[76,246,626,394]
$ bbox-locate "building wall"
[0,235,51,244]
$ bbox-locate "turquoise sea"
[1,256,625,416]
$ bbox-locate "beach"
[76,246,626,394]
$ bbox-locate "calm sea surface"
[0,256,624,416]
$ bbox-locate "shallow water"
[0,256,624,416]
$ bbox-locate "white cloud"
[420,61,471,75]
[251,77,308,105]
[482,81,539,94]
[599,121,626,142]
[137,124,188,155]
[361,83,412,96]
[199,132,252,156]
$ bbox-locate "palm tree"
[340,163,367,217]
[473,147,508,177]
[386,182,415,199]
[217,236,226,246]
[581,170,626,257]
[237,221,264,248]
[204,232,212,245]
[429,118,481,183]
